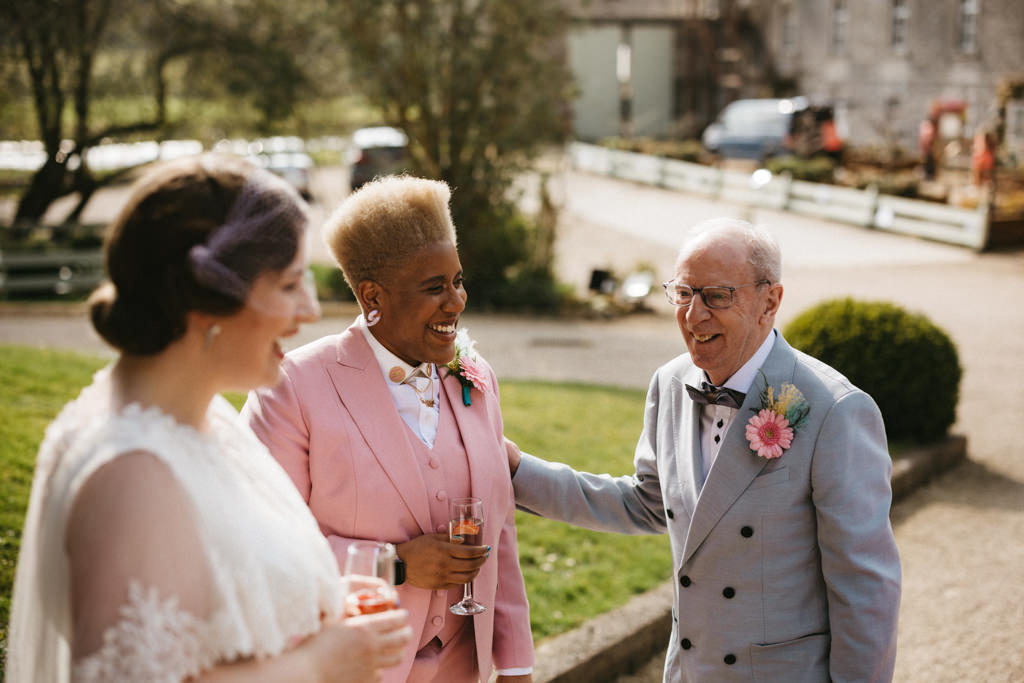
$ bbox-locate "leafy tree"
[331,0,573,307]
[0,0,329,227]
[0,0,161,225]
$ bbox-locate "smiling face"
[364,240,467,366]
[673,231,782,385]
[213,234,320,391]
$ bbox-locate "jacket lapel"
[325,325,433,536]
[681,334,798,565]
[439,372,492,504]
[671,368,704,522]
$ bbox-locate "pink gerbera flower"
[458,356,491,394]
[745,409,794,459]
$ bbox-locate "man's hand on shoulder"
[504,437,522,477]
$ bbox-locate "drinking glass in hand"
[448,497,487,615]
[344,541,400,616]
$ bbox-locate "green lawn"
[0,345,670,650]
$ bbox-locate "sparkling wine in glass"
[449,497,487,615]
[344,541,400,616]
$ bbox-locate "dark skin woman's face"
[363,241,467,366]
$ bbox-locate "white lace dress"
[5,367,345,682]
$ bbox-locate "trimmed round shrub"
[783,298,961,443]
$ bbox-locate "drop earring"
[204,324,221,350]
[366,309,381,327]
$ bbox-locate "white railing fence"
[569,142,990,250]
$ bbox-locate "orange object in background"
[821,119,843,153]
[971,130,996,186]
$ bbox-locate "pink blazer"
[242,321,533,680]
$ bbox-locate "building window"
[782,3,798,52]
[891,0,910,51]
[832,0,848,54]
[696,0,720,21]
[958,0,979,54]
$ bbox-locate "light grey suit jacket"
[513,332,900,682]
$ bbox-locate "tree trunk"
[13,157,70,226]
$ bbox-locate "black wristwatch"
[394,556,406,585]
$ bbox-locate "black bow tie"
[686,381,746,409]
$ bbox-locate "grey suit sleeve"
[511,373,668,536]
[812,389,901,682]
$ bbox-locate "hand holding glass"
[449,497,487,615]
[344,541,400,616]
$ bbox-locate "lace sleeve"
[67,451,220,682]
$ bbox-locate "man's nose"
[685,293,712,322]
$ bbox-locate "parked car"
[245,151,314,200]
[347,126,410,191]
[702,97,809,162]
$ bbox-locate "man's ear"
[762,283,783,323]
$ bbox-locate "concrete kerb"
[530,434,968,683]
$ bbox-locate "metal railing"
[0,249,104,297]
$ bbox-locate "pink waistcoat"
[407,387,471,649]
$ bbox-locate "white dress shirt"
[359,316,439,448]
[697,329,778,487]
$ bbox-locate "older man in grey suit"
[508,218,900,681]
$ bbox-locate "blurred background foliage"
[0,0,574,309]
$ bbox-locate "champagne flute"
[344,541,400,616]
[449,497,487,615]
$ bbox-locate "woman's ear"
[356,280,381,313]
[185,310,214,334]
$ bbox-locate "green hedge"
[784,298,961,443]
[765,155,837,183]
[309,263,355,302]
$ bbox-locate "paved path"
[2,168,1024,681]
[547,173,1024,683]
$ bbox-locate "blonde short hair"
[323,175,457,290]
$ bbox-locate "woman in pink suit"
[243,176,533,683]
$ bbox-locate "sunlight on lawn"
[0,347,672,648]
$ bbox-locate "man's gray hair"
[684,217,782,283]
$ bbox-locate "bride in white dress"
[5,155,412,682]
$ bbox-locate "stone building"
[566,0,1024,158]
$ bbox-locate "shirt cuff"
[495,667,533,676]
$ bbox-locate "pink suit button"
[432,615,444,626]
[435,490,447,502]
[437,524,447,533]
[428,456,441,469]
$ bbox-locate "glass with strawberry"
[344,541,400,616]
[448,497,487,615]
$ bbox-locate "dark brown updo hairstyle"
[89,154,307,355]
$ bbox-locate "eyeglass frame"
[661,279,771,309]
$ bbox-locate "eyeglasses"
[662,279,770,309]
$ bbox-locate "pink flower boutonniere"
[745,377,810,459]
[446,329,491,406]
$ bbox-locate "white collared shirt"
[697,329,778,486]
[359,316,439,448]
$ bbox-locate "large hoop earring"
[204,324,221,350]
[366,309,381,327]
